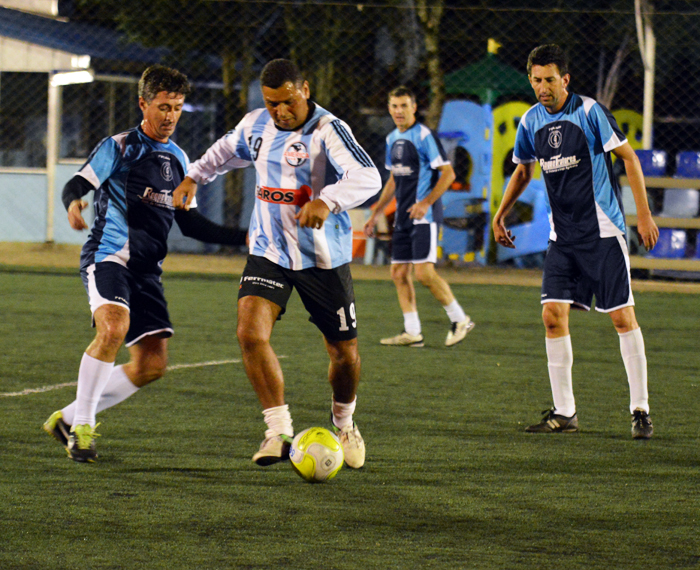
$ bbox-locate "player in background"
[43,65,246,462]
[173,59,381,468]
[364,86,474,348]
[492,45,659,439]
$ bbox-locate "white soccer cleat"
[333,422,365,469]
[380,331,424,347]
[252,434,292,466]
[445,317,475,347]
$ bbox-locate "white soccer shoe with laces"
[252,434,292,466]
[445,317,475,347]
[332,422,365,469]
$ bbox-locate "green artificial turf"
[0,270,698,569]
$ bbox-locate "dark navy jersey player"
[365,86,474,349]
[43,65,245,462]
[492,44,659,439]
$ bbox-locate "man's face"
[139,91,185,142]
[262,80,310,130]
[529,64,570,113]
[388,95,417,131]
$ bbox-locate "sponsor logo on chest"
[256,185,312,207]
[141,187,174,210]
[540,126,580,173]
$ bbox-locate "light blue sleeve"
[79,137,122,186]
[384,135,392,170]
[513,121,536,164]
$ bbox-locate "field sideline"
[1,245,699,569]
[3,241,700,293]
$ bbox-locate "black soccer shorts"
[391,222,438,264]
[541,235,634,312]
[81,261,173,346]
[238,254,358,341]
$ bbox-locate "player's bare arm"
[67,199,89,231]
[408,163,455,220]
[364,173,396,237]
[172,176,198,210]
[612,143,659,251]
[492,162,534,248]
[296,198,331,229]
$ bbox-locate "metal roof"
[0,6,166,64]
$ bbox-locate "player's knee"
[542,304,566,333]
[95,321,128,351]
[237,325,270,351]
[390,264,410,283]
[327,342,360,371]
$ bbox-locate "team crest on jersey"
[548,129,563,149]
[160,161,173,182]
[394,141,405,160]
[284,142,309,167]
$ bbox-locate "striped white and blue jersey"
[188,102,381,270]
[385,122,450,231]
[76,126,192,275]
[513,92,627,244]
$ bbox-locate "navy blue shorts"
[238,255,357,341]
[541,236,634,312]
[391,222,438,264]
[81,262,173,347]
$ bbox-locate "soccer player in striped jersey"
[43,65,246,462]
[492,45,659,439]
[364,86,474,348]
[174,59,381,468]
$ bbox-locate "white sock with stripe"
[72,353,115,428]
[262,404,294,439]
[619,328,649,414]
[546,335,576,417]
[61,365,139,426]
[403,312,421,336]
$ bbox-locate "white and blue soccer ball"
[290,427,344,483]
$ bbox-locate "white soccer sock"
[332,396,356,429]
[443,300,467,323]
[619,328,649,414]
[546,335,576,417]
[61,365,139,426]
[72,353,115,428]
[262,404,294,439]
[403,312,421,336]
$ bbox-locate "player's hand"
[636,212,659,251]
[296,199,330,229]
[408,201,429,220]
[363,217,377,237]
[67,199,89,231]
[172,176,197,210]
[493,217,516,249]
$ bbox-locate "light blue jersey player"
[492,44,659,439]
[77,126,191,275]
[175,59,381,469]
[43,66,244,462]
[365,86,474,349]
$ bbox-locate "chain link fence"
[1,0,699,268]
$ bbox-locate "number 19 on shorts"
[336,302,357,332]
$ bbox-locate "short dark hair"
[260,59,304,89]
[388,86,416,104]
[527,44,569,77]
[138,65,191,103]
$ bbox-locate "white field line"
[0,356,286,398]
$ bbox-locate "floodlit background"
[1,0,698,272]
